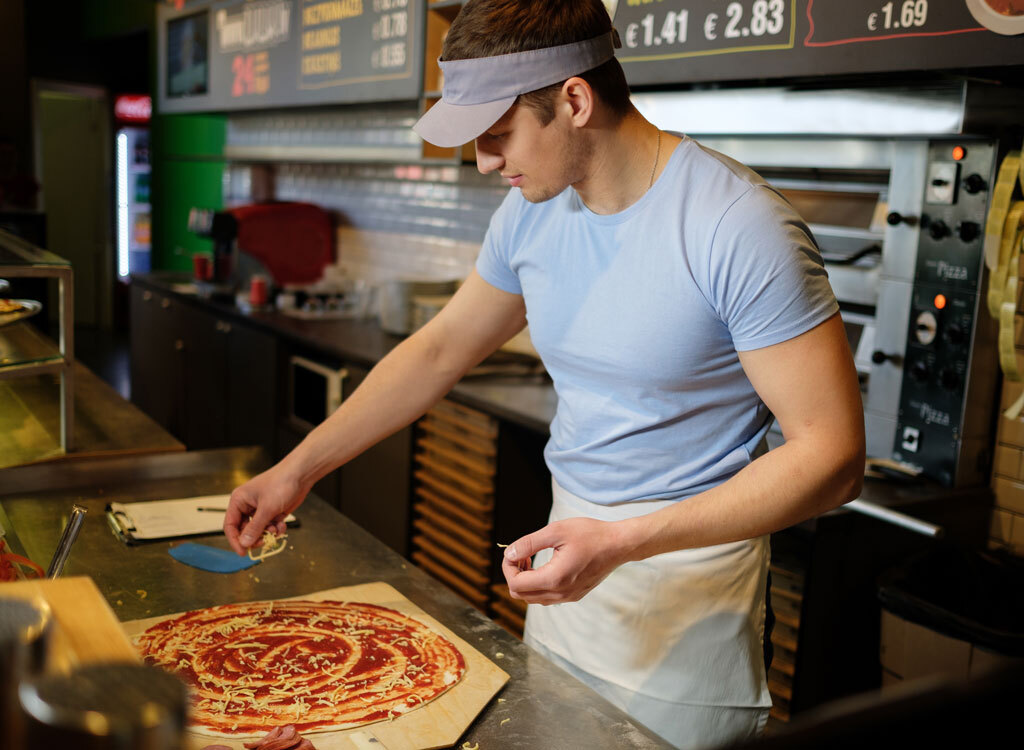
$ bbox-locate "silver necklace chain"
[649,128,662,189]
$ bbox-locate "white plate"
[0,279,9,293]
[0,299,43,328]
[966,0,1024,36]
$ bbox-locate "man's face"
[474,103,588,204]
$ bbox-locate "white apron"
[524,478,773,710]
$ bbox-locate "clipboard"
[105,495,299,545]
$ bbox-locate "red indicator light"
[934,294,947,310]
[951,146,966,161]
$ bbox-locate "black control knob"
[958,221,980,243]
[871,350,902,365]
[910,360,930,383]
[939,368,961,390]
[963,173,988,194]
[945,324,966,346]
[887,211,917,227]
[928,220,950,240]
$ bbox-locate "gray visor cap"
[413,31,619,148]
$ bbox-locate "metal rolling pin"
[46,505,88,579]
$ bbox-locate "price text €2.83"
[622,0,788,51]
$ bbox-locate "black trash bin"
[877,543,1024,682]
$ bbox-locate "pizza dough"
[133,599,467,738]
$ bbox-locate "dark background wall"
[0,0,152,206]
[2,0,226,280]
[0,1,30,185]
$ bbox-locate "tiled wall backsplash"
[226,104,422,153]
[222,106,508,284]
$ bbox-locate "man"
[224,1,865,747]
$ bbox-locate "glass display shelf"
[0,228,74,455]
[0,322,64,371]
[0,231,69,267]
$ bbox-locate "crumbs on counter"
[136,589,147,599]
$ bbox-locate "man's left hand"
[501,517,631,604]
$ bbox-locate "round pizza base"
[133,599,468,739]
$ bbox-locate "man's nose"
[474,139,503,175]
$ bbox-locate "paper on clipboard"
[106,495,297,542]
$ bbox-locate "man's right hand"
[224,466,310,555]
[221,271,527,556]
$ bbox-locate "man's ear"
[561,76,595,128]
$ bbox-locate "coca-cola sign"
[114,95,152,124]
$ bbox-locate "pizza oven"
[635,79,1024,489]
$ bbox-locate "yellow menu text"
[303,26,341,50]
[302,51,342,74]
[303,0,363,25]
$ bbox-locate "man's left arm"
[503,312,865,603]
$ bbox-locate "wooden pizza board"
[121,582,510,750]
[0,576,140,672]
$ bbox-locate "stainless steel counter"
[0,447,671,749]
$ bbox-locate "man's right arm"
[224,270,527,554]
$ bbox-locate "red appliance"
[187,202,333,287]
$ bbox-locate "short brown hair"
[442,0,631,125]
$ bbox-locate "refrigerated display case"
[114,95,152,277]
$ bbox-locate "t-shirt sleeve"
[475,190,524,295]
[707,185,839,351]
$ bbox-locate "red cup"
[249,275,268,306]
[192,254,211,281]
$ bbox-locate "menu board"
[611,0,1024,86]
[157,0,424,112]
[158,1,1023,113]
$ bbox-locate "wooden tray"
[121,582,509,750]
[0,576,139,672]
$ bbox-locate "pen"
[196,507,227,512]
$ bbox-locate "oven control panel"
[892,140,998,485]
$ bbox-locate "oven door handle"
[328,369,348,415]
[822,243,882,266]
[843,499,944,538]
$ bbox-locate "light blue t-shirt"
[477,135,838,504]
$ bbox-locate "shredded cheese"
[248,529,288,561]
[133,598,466,734]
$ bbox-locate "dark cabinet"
[225,321,278,449]
[337,363,413,557]
[130,285,186,438]
[179,304,277,451]
[179,303,229,449]
[765,486,992,722]
[130,282,278,453]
